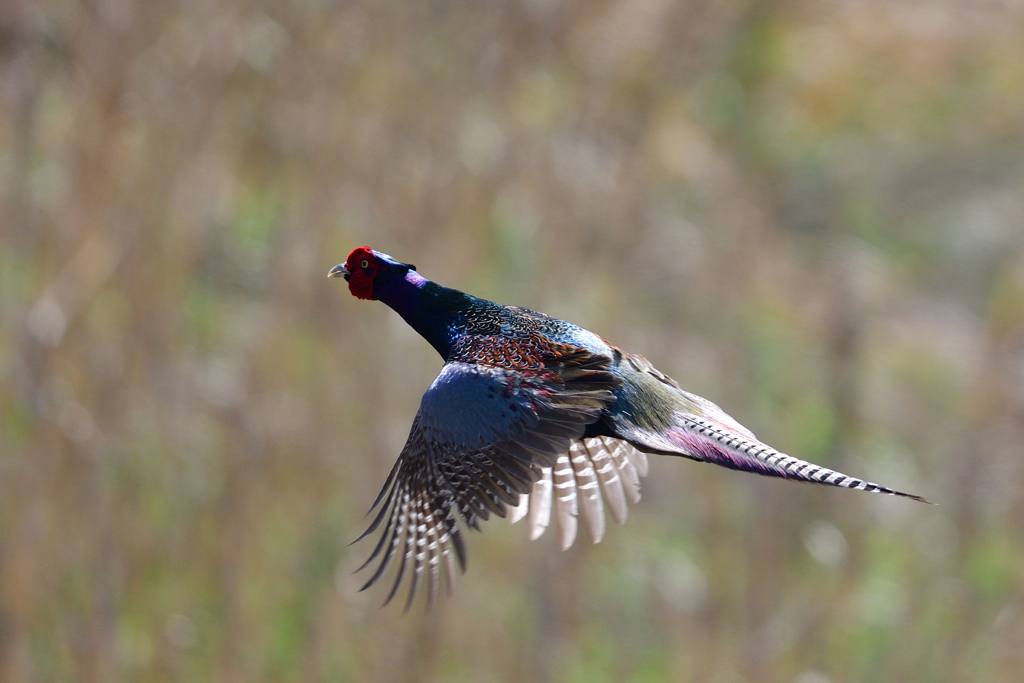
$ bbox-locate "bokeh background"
[2,0,1024,681]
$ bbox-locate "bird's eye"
[361,259,370,269]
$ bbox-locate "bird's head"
[327,247,417,300]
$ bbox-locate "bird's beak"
[327,263,350,280]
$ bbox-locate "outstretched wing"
[353,349,619,610]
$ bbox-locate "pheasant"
[329,247,928,609]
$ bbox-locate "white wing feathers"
[508,436,649,549]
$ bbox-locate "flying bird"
[329,247,928,609]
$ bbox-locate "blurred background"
[2,0,1023,681]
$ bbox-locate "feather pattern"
[353,348,620,608]
[552,453,579,550]
[333,247,930,609]
[509,436,649,546]
[525,467,552,540]
[569,441,604,543]
[664,415,930,501]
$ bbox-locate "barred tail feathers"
[668,415,931,504]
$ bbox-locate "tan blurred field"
[2,1,1024,681]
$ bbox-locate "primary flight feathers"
[330,247,928,610]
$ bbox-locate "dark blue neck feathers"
[374,271,471,360]
[374,270,428,322]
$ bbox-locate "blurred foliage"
[2,0,1024,681]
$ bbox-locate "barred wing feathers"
[354,351,620,609]
[508,437,650,550]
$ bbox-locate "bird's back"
[444,299,616,367]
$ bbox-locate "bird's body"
[330,247,927,609]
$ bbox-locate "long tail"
[664,414,931,503]
[615,408,931,504]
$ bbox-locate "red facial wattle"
[348,268,376,300]
[345,246,379,300]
